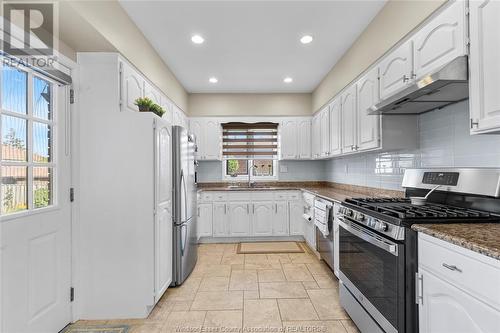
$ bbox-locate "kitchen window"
[0,63,56,215]
[222,122,278,181]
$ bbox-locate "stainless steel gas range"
[338,168,500,333]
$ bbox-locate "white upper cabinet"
[312,113,321,159]
[120,61,144,113]
[379,39,413,100]
[320,107,330,158]
[413,0,466,79]
[297,119,311,159]
[469,0,500,134]
[341,85,357,153]
[190,118,221,161]
[173,105,188,128]
[329,98,342,156]
[144,82,162,106]
[280,119,298,159]
[204,119,221,160]
[356,66,380,151]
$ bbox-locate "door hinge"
[70,188,75,202]
[470,118,479,129]
[70,287,75,302]
[69,89,75,104]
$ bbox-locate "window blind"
[222,122,278,159]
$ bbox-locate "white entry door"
[0,64,72,333]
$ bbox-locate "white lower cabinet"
[289,201,304,236]
[229,202,252,236]
[213,203,229,237]
[273,201,289,236]
[252,202,274,236]
[417,233,500,333]
[304,220,316,250]
[197,203,213,238]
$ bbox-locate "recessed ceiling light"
[283,77,293,83]
[209,77,218,83]
[191,35,204,44]
[300,35,313,44]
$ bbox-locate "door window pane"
[1,65,27,114]
[33,122,51,162]
[33,76,52,120]
[1,115,27,161]
[226,159,248,176]
[1,166,27,214]
[33,167,53,208]
[252,159,273,176]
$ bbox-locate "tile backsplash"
[197,101,500,189]
[325,100,500,190]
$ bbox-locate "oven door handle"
[339,219,398,256]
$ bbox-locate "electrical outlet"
[280,165,288,173]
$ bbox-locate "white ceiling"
[120,1,386,93]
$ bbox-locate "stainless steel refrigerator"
[172,126,198,286]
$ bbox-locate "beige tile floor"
[71,243,359,333]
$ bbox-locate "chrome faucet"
[248,164,257,187]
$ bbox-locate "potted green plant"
[149,103,165,117]
[134,97,154,112]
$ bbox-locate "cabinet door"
[121,62,144,112]
[469,0,500,134]
[144,82,162,106]
[413,1,466,79]
[252,202,273,236]
[190,119,204,160]
[341,85,357,153]
[229,202,251,236]
[155,120,172,300]
[213,203,228,237]
[273,202,289,236]
[329,98,342,156]
[289,201,304,236]
[280,119,298,160]
[356,66,380,151]
[204,119,221,160]
[297,119,311,159]
[320,108,330,158]
[155,206,172,301]
[312,114,321,159]
[419,268,500,333]
[197,203,213,238]
[379,39,413,100]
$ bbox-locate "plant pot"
[138,105,150,112]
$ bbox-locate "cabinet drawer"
[228,192,252,201]
[199,192,213,202]
[418,233,500,310]
[211,192,228,202]
[274,192,291,201]
[288,192,301,201]
[252,191,275,201]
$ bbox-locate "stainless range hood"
[369,56,468,115]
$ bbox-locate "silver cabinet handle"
[225,203,228,214]
[403,75,410,83]
[247,203,249,213]
[442,263,462,272]
[252,203,255,214]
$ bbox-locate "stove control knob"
[346,209,353,217]
[376,222,388,232]
[354,212,365,222]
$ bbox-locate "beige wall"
[62,1,188,111]
[188,93,312,117]
[312,0,447,113]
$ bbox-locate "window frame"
[222,159,278,181]
[0,62,58,217]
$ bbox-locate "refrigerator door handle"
[180,222,188,256]
[180,169,188,222]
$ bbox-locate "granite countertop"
[412,223,500,260]
[197,182,404,203]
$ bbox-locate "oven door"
[339,216,404,333]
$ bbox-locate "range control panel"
[422,172,459,186]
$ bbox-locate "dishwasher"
[314,198,334,271]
